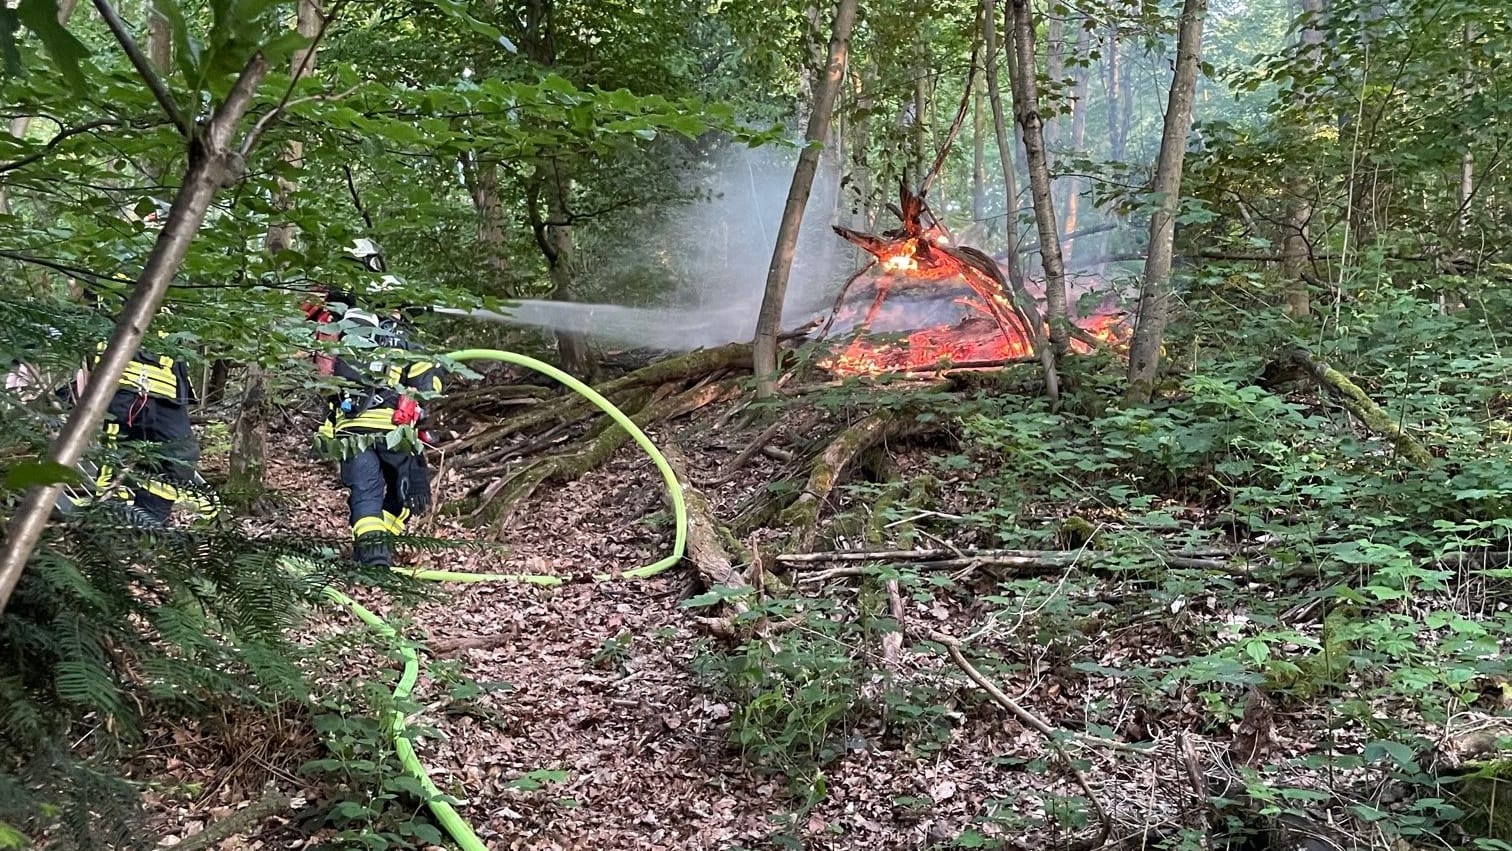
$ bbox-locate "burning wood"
[810,184,1126,376]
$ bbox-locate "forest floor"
[130,368,1502,851]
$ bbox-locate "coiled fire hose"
[320,348,690,851]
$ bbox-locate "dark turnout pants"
[102,390,200,523]
[339,443,431,567]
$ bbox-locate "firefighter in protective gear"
[312,252,440,567]
[83,334,210,523]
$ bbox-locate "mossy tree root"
[478,381,731,530]
[778,410,938,551]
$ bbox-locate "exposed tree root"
[661,442,757,629]
[778,410,939,551]
[483,381,732,531]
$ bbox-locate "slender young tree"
[1124,0,1208,404]
[984,0,1058,399]
[228,0,324,509]
[751,0,859,398]
[0,0,273,612]
[1007,0,1071,358]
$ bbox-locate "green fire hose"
[322,348,690,851]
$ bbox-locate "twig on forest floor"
[1179,733,1214,846]
[881,578,904,666]
[925,630,1114,851]
[697,419,786,486]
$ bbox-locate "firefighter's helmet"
[347,238,386,273]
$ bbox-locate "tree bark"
[1104,24,1126,164]
[1282,0,1326,318]
[984,0,1057,399]
[1008,0,1071,359]
[232,0,320,509]
[460,152,510,295]
[751,0,858,397]
[972,76,987,228]
[1061,22,1092,262]
[0,51,270,614]
[1124,0,1207,404]
[522,0,594,377]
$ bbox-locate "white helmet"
[348,238,386,273]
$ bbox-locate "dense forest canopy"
[1,0,1510,848]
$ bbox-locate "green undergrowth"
[697,291,1512,849]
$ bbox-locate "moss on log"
[779,410,937,551]
[1285,346,1435,467]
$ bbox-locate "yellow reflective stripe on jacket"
[382,509,409,535]
[332,408,398,433]
[97,340,183,400]
[120,359,181,399]
[353,516,389,537]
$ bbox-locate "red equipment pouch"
[392,395,420,426]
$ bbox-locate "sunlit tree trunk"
[752,0,858,397]
[984,0,1057,399]
[1008,0,1071,358]
[1125,0,1207,404]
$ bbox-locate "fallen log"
[1281,345,1435,467]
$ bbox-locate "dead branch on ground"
[927,630,1112,849]
[1280,345,1435,466]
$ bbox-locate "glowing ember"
[882,253,917,272]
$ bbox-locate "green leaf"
[16,0,89,92]
[1363,739,1418,770]
[679,584,750,608]
[3,460,81,490]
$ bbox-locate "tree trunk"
[1061,22,1092,263]
[847,62,876,231]
[1104,25,1126,164]
[1008,0,1071,359]
[231,0,320,508]
[460,152,510,295]
[147,7,171,72]
[984,0,1057,399]
[541,163,594,378]
[751,0,859,397]
[1125,0,1207,404]
[912,63,930,189]
[972,76,988,228]
[1282,0,1326,318]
